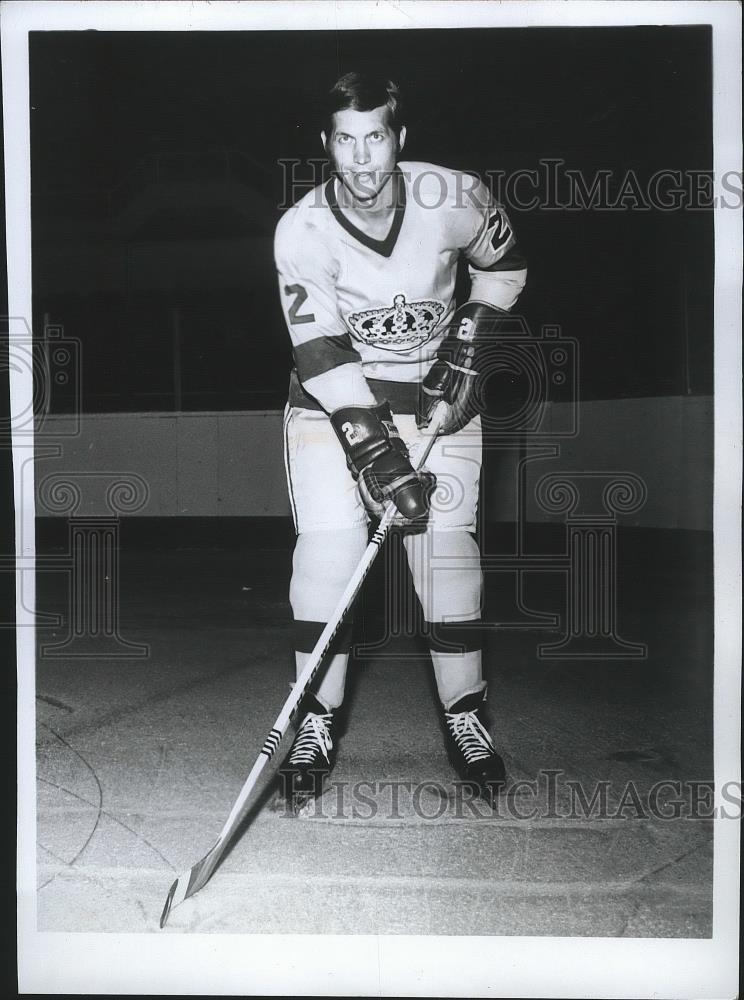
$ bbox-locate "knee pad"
[290,527,368,621]
[404,529,483,623]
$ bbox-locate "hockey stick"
[160,400,449,927]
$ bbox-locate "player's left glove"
[416,301,506,435]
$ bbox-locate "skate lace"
[445,709,495,764]
[288,712,333,766]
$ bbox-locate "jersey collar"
[325,167,406,259]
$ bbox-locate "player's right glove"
[417,301,506,435]
[330,402,436,521]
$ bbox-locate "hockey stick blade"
[160,840,221,928]
[159,402,448,927]
[160,880,176,929]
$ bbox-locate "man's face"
[322,105,405,204]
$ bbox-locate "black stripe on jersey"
[470,246,528,272]
[287,369,420,415]
[293,334,363,381]
[282,406,299,532]
[325,167,406,259]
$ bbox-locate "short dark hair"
[322,72,404,138]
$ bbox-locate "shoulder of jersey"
[275,182,333,251]
[399,160,487,207]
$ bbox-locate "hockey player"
[274,72,527,812]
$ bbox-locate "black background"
[29,27,713,412]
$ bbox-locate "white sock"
[431,650,486,710]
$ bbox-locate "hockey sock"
[289,527,367,711]
[428,617,486,709]
[430,650,486,710]
[294,654,346,711]
[404,529,486,709]
[293,621,351,711]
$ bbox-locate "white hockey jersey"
[274,160,527,412]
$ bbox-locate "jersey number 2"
[284,284,316,325]
[488,210,512,252]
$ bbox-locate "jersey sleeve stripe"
[470,246,528,272]
[293,334,363,382]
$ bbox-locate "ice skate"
[275,694,338,815]
[444,691,507,803]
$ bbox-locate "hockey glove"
[417,301,506,435]
[330,402,436,521]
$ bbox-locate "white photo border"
[4,1,740,996]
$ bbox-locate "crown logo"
[346,293,446,353]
